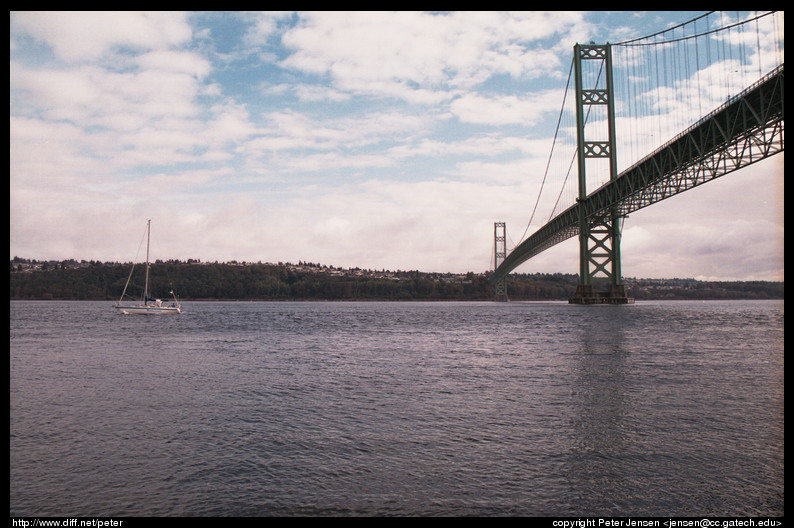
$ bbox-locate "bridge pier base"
[569,284,634,304]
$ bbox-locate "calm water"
[10,300,784,517]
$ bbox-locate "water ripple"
[10,300,784,516]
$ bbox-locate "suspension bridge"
[490,11,784,303]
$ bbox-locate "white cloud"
[11,11,192,62]
[279,11,579,101]
[450,91,561,126]
[136,50,211,78]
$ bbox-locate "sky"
[9,11,784,281]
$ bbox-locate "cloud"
[279,11,579,101]
[11,11,192,62]
[450,91,562,126]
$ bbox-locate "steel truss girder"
[584,64,784,220]
[491,64,784,285]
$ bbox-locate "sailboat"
[114,219,181,315]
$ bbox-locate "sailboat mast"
[144,219,151,302]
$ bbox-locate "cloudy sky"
[9,11,784,281]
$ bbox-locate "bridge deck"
[492,64,784,285]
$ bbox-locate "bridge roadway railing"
[492,64,784,284]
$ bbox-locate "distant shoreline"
[10,258,784,302]
[10,298,783,303]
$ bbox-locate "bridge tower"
[570,43,631,304]
[493,222,508,301]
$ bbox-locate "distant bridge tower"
[493,222,508,301]
[570,43,631,304]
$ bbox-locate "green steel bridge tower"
[570,43,630,304]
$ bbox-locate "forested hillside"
[10,258,784,301]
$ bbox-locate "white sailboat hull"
[114,303,181,315]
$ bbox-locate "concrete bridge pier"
[569,283,633,304]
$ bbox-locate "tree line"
[9,258,784,301]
